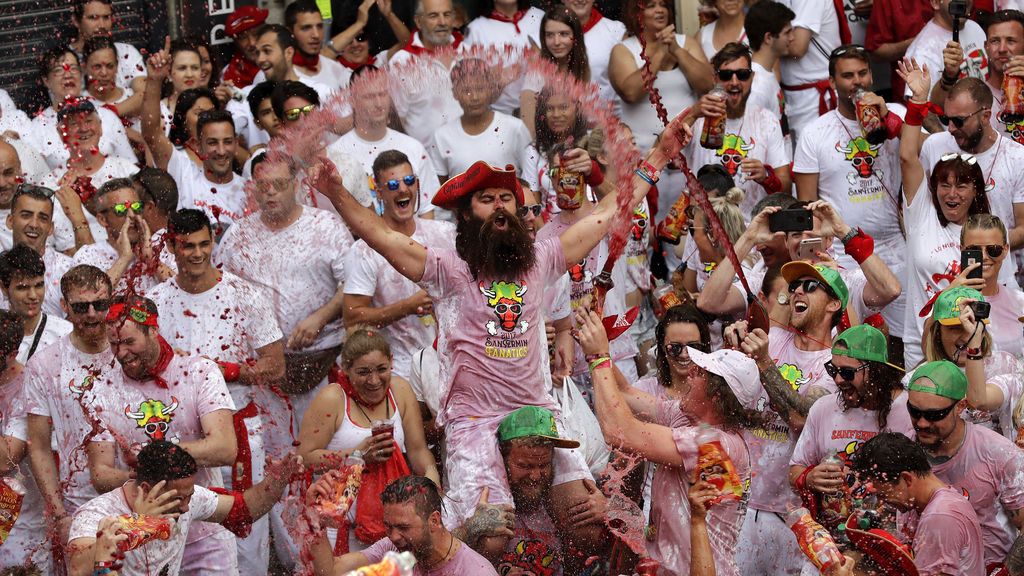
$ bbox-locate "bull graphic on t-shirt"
[568,261,592,284]
[631,207,648,241]
[778,363,810,391]
[68,373,97,396]
[716,133,754,176]
[960,48,989,81]
[837,137,883,185]
[1001,115,1024,145]
[125,397,179,442]
[480,281,530,336]
[498,538,557,576]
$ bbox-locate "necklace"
[352,393,391,425]
[423,534,455,570]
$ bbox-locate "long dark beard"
[456,209,536,280]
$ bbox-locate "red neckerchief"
[402,30,464,56]
[338,55,376,70]
[488,8,528,33]
[147,336,175,389]
[222,52,260,88]
[582,8,603,33]
[293,50,320,69]
[330,367,373,407]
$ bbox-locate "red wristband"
[210,488,254,538]
[883,111,903,140]
[218,361,241,383]
[844,228,874,264]
[760,164,782,194]
[904,99,938,127]
[586,159,605,187]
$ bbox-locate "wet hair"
[745,0,795,51]
[828,44,871,78]
[962,213,1008,244]
[247,81,279,119]
[539,7,591,83]
[169,87,219,147]
[372,149,412,180]
[271,80,320,121]
[168,208,213,238]
[852,432,931,483]
[985,9,1024,36]
[535,87,590,157]
[624,0,676,37]
[0,245,45,289]
[380,475,444,520]
[350,64,380,83]
[711,42,752,70]
[655,303,711,387]
[341,328,392,367]
[60,264,112,301]
[256,24,297,52]
[133,167,179,217]
[285,0,322,31]
[832,340,904,429]
[37,45,79,80]
[0,311,24,360]
[195,109,236,140]
[135,441,198,486]
[750,192,798,220]
[703,369,757,430]
[73,0,112,19]
[948,76,995,108]
[82,35,118,66]
[928,157,990,227]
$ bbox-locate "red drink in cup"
[372,420,395,439]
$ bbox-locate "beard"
[456,208,536,280]
[955,124,985,152]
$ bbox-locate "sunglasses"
[12,183,55,205]
[385,175,417,190]
[829,44,869,59]
[937,108,988,129]
[964,244,1005,258]
[665,341,708,358]
[355,33,367,43]
[68,298,111,315]
[111,201,144,216]
[824,360,869,381]
[939,152,979,164]
[906,400,958,422]
[284,104,317,122]
[517,204,543,218]
[788,278,833,297]
[716,69,752,81]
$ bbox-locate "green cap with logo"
[932,286,987,326]
[781,261,849,311]
[497,406,580,449]
[907,360,968,401]
[833,324,888,363]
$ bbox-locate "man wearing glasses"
[788,324,912,527]
[905,360,1024,570]
[344,149,454,379]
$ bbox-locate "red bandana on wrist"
[488,9,528,33]
[582,8,603,33]
[338,55,376,70]
[402,30,464,56]
[106,303,159,327]
[293,50,320,69]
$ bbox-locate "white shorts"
[735,507,805,575]
[441,411,591,529]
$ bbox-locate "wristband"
[588,356,612,372]
[586,159,605,187]
[634,168,655,186]
[760,164,782,194]
[904,99,936,127]
[940,73,958,87]
[843,228,874,264]
[965,346,983,360]
[584,352,610,362]
[637,160,660,184]
[95,560,118,569]
[218,361,241,383]
[93,569,113,576]
[209,488,254,538]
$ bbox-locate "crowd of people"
[0,0,1023,574]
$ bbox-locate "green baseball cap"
[833,325,888,364]
[932,286,987,326]
[497,407,580,449]
[781,261,849,311]
[907,360,968,401]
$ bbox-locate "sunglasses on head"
[111,201,143,216]
[937,108,988,129]
[906,400,958,422]
[517,204,543,218]
[829,44,869,59]
[68,298,111,315]
[939,152,979,164]
[964,244,1005,258]
[284,104,317,122]
[824,360,869,381]
[716,68,752,81]
[385,175,417,190]
[665,341,707,358]
[12,183,55,203]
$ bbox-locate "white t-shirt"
[5,138,50,188]
[685,106,789,217]
[71,238,173,294]
[326,129,439,215]
[584,14,628,107]
[698,21,747,60]
[344,218,454,379]
[748,61,791,149]
[408,345,441,418]
[111,42,146,89]
[295,57,352,93]
[148,271,284,408]
[167,148,249,227]
[427,112,535,180]
[904,19,988,96]
[26,105,136,170]
[0,373,47,570]
[22,335,111,511]
[777,0,841,139]
[617,36,698,151]
[42,155,139,252]
[215,206,352,352]
[69,484,220,576]
[984,285,1024,359]
[387,33,466,146]
[17,314,72,364]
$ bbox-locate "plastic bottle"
[116,513,173,551]
[852,88,887,145]
[652,283,683,318]
[695,424,743,505]
[341,551,417,575]
[0,476,25,545]
[787,507,843,572]
[1003,73,1024,121]
[655,191,690,245]
[818,454,852,525]
[700,87,728,150]
[315,453,366,524]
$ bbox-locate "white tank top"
[618,35,698,152]
[326,387,407,454]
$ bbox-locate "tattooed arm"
[453,487,515,563]
[1008,532,1024,576]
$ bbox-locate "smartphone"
[968,300,991,321]
[796,237,823,261]
[961,248,983,280]
[949,0,968,42]
[768,209,813,233]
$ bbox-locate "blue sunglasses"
[386,175,417,190]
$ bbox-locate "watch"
[841,228,858,245]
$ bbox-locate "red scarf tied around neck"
[488,8,529,33]
[147,336,175,389]
[293,50,320,69]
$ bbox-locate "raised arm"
[560,112,692,266]
[959,303,1006,412]
[696,206,782,316]
[898,58,929,205]
[310,156,428,282]
[141,37,175,171]
[208,453,302,524]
